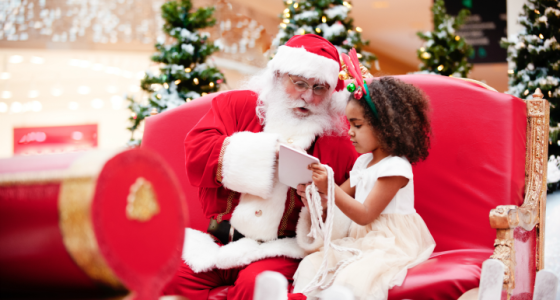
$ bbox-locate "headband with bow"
[341,49,379,119]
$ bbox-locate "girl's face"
[346,100,381,154]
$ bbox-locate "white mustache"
[287,99,307,109]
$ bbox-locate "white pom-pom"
[254,271,288,300]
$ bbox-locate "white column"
[507,0,527,40]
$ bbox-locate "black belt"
[207,218,294,245]
[207,218,244,245]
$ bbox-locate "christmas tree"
[272,0,377,70]
[416,0,474,77]
[500,0,560,125]
[127,0,225,145]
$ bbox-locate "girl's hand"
[308,163,328,194]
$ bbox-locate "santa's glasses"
[288,75,329,96]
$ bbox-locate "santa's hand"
[299,182,328,221]
[308,163,328,194]
[297,183,310,207]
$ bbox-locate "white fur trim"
[330,89,351,115]
[268,46,340,90]
[215,237,305,269]
[182,229,306,272]
[230,182,290,242]
[296,206,352,253]
[222,131,280,199]
[182,228,220,273]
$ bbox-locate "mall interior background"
[0,0,527,158]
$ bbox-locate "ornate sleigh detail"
[489,88,549,296]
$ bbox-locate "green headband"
[347,80,379,119]
[362,83,379,119]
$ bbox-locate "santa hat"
[268,34,349,112]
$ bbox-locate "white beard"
[256,84,343,150]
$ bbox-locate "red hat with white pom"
[269,35,346,92]
[268,34,349,111]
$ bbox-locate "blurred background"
[0,0,536,157]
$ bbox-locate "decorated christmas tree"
[416,0,473,77]
[272,0,377,70]
[500,0,560,125]
[127,0,225,145]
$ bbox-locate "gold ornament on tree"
[339,57,373,81]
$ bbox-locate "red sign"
[13,124,98,155]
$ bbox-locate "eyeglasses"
[288,75,329,96]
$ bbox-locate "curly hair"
[350,77,432,164]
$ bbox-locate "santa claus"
[162,34,359,299]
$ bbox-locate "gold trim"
[0,170,67,185]
[488,89,550,294]
[490,229,515,292]
[216,190,236,223]
[216,137,231,183]
[58,177,124,290]
[278,188,296,237]
[532,89,548,271]
[524,90,548,272]
[126,177,160,222]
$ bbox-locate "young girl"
[292,77,436,300]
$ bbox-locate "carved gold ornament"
[126,177,159,222]
[490,232,515,291]
[488,88,549,295]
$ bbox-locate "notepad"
[278,144,320,189]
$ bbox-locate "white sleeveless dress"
[293,154,436,300]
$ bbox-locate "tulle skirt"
[293,213,436,300]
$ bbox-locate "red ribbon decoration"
[341,49,365,99]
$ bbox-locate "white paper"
[278,144,320,189]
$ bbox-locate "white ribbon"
[349,169,365,188]
[301,165,362,294]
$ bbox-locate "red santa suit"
[163,34,357,300]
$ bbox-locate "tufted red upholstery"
[143,92,223,232]
[397,75,527,253]
[142,74,527,298]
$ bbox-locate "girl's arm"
[309,164,408,226]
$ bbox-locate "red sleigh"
[0,148,186,299]
[142,74,549,299]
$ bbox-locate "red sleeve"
[184,91,258,188]
[313,135,359,185]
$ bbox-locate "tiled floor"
[546,190,560,300]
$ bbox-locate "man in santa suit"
[162,34,358,299]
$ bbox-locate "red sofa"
[142,74,548,299]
